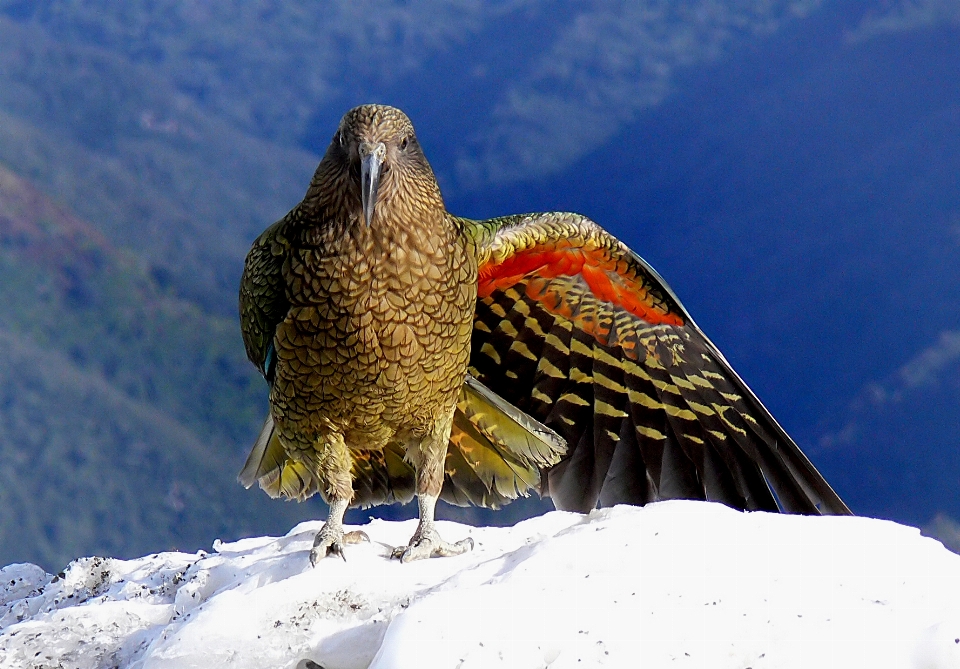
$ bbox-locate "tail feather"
[238,413,278,489]
[238,412,319,501]
[441,375,567,508]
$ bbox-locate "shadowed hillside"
[0,163,322,569]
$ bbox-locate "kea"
[239,104,850,564]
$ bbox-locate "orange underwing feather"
[478,243,684,329]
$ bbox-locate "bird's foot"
[309,525,370,566]
[391,528,474,563]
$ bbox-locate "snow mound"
[2,501,960,669]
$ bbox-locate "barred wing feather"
[464,212,850,516]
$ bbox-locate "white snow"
[2,501,960,669]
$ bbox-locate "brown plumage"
[239,104,850,564]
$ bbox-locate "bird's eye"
[399,136,409,151]
[338,131,347,149]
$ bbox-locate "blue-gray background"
[1,0,958,570]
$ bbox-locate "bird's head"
[321,104,441,227]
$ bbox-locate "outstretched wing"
[463,212,850,515]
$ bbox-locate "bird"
[238,104,851,564]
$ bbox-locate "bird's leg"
[310,498,347,565]
[309,433,369,566]
[393,416,474,562]
[392,492,474,562]
[309,498,370,565]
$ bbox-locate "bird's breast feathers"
[272,215,476,422]
[286,216,475,318]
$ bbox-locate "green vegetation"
[0,164,323,569]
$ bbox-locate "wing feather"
[463,212,850,516]
[239,218,291,382]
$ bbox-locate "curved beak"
[360,141,386,227]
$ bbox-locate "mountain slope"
[0,162,319,570]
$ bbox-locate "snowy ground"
[2,501,960,669]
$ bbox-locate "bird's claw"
[309,527,370,566]
[391,534,474,563]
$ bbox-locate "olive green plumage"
[239,104,849,562]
